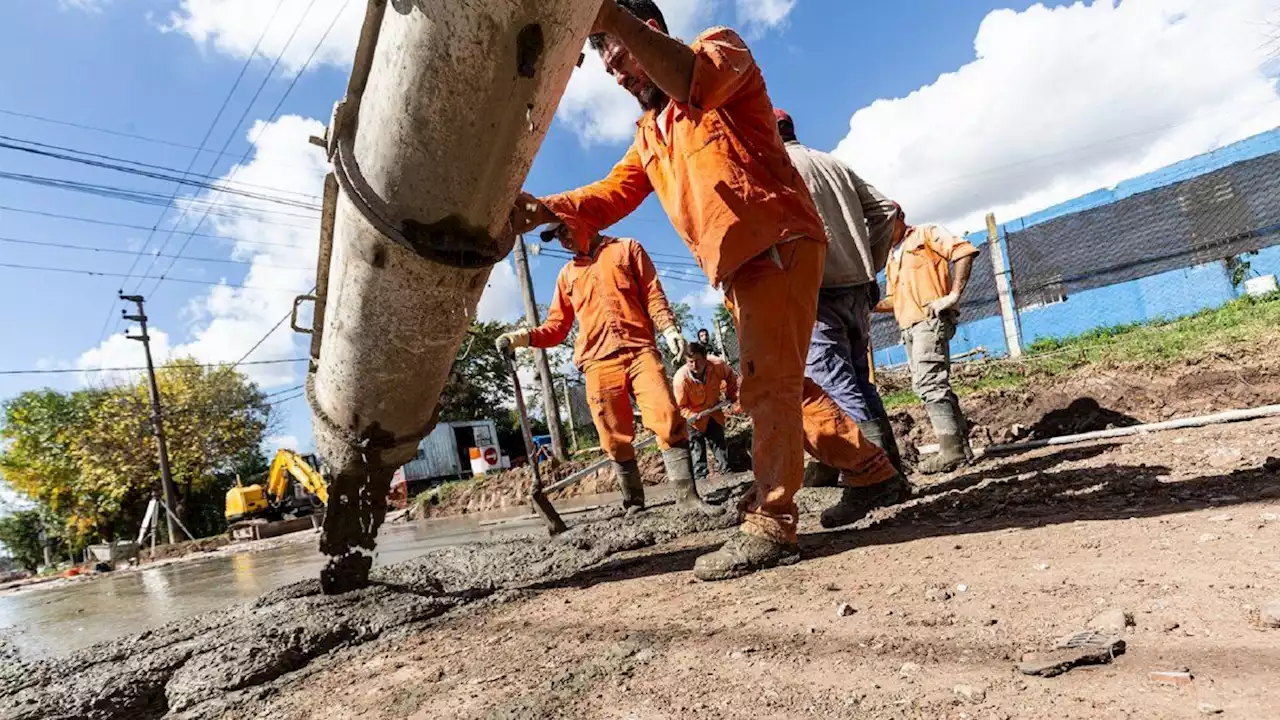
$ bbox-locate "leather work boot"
[856,416,905,476]
[916,401,971,475]
[613,459,645,513]
[693,531,800,581]
[802,460,840,487]
[819,473,912,529]
[663,445,722,516]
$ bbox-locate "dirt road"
[224,416,1279,720]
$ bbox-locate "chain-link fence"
[871,132,1280,365]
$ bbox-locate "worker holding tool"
[774,109,905,481]
[673,341,738,481]
[875,208,980,474]
[496,228,718,516]
[509,0,907,581]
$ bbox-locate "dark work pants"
[805,283,887,423]
[690,417,729,480]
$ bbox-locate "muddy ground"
[5,414,1278,719]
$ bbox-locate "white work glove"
[927,293,959,318]
[496,330,531,357]
[662,327,687,358]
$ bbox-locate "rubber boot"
[818,472,912,529]
[856,417,905,476]
[693,531,800,581]
[916,401,971,475]
[613,459,645,513]
[802,460,840,487]
[663,444,723,516]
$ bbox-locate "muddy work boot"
[693,531,800,581]
[819,473,912,529]
[664,445,723,516]
[613,459,645,513]
[857,416,905,476]
[916,401,971,475]
[802,460,840,487]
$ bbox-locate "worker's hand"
[591,0,620,35]
[927,293,959,318]
[662,326,687,359]
[510,191,555,235]
[496,330,531,357]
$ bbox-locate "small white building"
[399,419,504,483]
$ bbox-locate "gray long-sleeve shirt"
[785,141,898,288]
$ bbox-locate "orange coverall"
[541,27,896,544]
[673,355,738,433]
[527,236,686,463]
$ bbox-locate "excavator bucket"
[298,0,603,593]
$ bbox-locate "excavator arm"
[265,449,330,507]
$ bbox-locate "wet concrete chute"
[301,0,603,593]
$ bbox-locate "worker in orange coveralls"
[497,228,719,516]
[509,0,909,581]
[673,341,739,481]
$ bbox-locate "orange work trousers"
[725,238,898,544]
[583,347,688,462]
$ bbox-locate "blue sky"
[2,0,1278,469]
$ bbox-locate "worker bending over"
[673,342,738,481]
[876,210,979,473]
[775,109,904,480]
[497,231,717,515]
[510,0,906,581]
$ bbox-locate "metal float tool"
[504,351,568,534]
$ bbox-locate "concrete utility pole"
[558,377,578,451]
[985,213,1024,358]
[120,293,181,544]
[513,235,569,462]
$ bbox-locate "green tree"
[671,301,695,335]
[439,321,517,423]
[0,509,46,573]
[0,359,273,543]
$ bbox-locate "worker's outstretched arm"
[630,240,676,331]
[528,273,576,348]
[594,1,694,104]
[516,145,652,245]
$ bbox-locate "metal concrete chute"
[297,0,602,594]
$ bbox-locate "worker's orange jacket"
[672,357,739,433]
[527,236,676,368]
[885,224,981,329]
[541,27,826,288]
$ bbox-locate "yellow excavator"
[225,449,330,526]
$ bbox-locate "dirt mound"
[140,535,232,562]
[889,336,1280,450]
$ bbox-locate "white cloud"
[59,0,109,12]
[77,115,325,390]
[265,434,300,452]
[735,0,797,34]
[163,0,362,73]
[680,283,724,310]
[476,259,525,323]
[833,0,1280,234]
[76,328,173,387]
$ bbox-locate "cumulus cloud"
[833,0,1280,233]
[680,283,724,311]
[735,0,797,34]
[76,328,174,387]
[77,115,325,390]
[476,259,525,323]
[162,0,361,73]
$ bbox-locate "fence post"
[986,213,1024,358]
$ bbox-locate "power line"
[229,289,315,369]
[144,0,335,299]
[94,0,290,346]
[0,136,323,207]
[0,358,307,376]
[0,235,315,271]
[0,204,312,248]
[0,261,311,293]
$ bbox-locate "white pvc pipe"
[978,404,1280,456]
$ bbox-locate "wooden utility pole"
[512,236,568,462]
[558,377,578,451]
[120,293,181,544]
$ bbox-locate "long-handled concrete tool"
[504,352,568,535]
